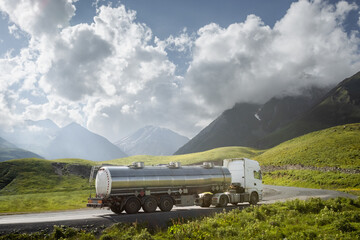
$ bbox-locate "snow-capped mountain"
[115,126,189,156]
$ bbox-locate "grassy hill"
[0,147,259,214]
[0,123,359,214]
[254,123,360,169]
[103,146,262,166]
[0,158,93,213]
[254,123,360,195]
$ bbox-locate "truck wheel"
[142,197,157,213]
[110,205,123,214]
[159,196,173,212]
[125,197,141,214]
[249,192,259,205]
[217,195,228,207]
[200,194,212,207]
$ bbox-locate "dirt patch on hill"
[51,163,92,178]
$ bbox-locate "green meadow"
[2,197,360,239]
[0,123,359,214]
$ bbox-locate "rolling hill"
[254,123,360,169]
[1,122,359,213]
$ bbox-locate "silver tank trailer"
[96,162,231,198]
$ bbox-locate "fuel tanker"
[87,158,263,214]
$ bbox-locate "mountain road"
[0,185,357,235]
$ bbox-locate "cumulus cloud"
[0,0,360,141]
[0,0,76,36]
[185,0,360,114]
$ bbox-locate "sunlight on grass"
[0,190,89,214]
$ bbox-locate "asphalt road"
[0,185,357,235]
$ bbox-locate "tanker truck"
[87,158,262,214]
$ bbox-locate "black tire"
[216,195,228,207]
[125,197,141,214]
[142,197,157,213]
[249,192,259,205]
[110,205,123,214]
[200,194,212,207]
[159,196,174,212]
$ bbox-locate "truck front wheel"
[249,192,259,205]
[216,195,228,207]
[159,196,174,212]
[125,197,141,214]
[200,194,212,207]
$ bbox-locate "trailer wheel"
[125,197,141,214]
[249,192,259,205]
[142,197,157,213]
[159,196,174,212]
[110,205,123,214]
[217,195,228,207]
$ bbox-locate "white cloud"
[0,0,76,36]
[0,0,360,141]
[185,0,360,114]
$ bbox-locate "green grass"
[0,159,89,195]
[0,190,89,214]
[254,123,360,169]
[0,158,91,213]
[102,146,262,166]
[263,170,360,195]
[2,198,360,239]
[1,123,359,214]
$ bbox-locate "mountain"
[0,119,59,157]
[175,86,328,155]
[0,137,43,162]
[257,71,360,148]
[115,126,189,156]
[46,123,127,161]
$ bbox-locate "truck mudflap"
[87,198,106,208]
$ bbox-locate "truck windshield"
[254,170,262,180]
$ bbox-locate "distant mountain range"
[0,121,188,161]
[115,125,189,156]
[47,123,127,161]
[0,137,43,162]
[0,121,127,162]
[175,71,360,154]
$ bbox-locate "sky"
[0,0,360,142]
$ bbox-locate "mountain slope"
[0,137,43,162]
[257,71,360,148]
[115,126,189,156]
[0,119,59,157]
[175,86,327,155]
[254,123,360,169]
[46,123,127,161]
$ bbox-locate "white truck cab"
[211,158,263,206]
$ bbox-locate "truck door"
[244,160,263,192]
